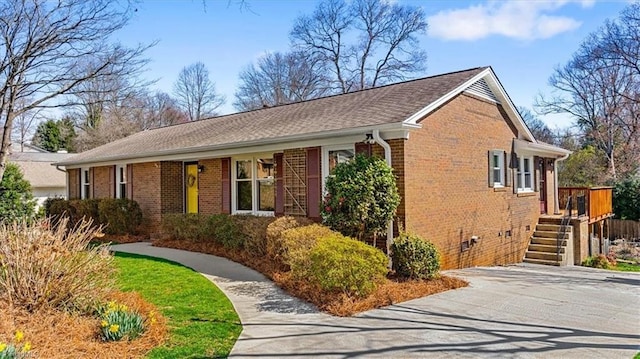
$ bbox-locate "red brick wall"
[198,158,222,214]
[68,169,80,199]
[92,166,112,199]
[403,93,541,269]
[132,162,161,234]
[160,161,183,215]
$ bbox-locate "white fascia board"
[403,69,490,126]
[402,67,535,143]
[61,122,416,169]
[514,139,572,157]
[483,70,535,142]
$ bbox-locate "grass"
[612,261,640,272]
[114,252,242,358]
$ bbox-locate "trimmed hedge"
[391,232,440,280]
[46,198,142,235]
[265,216,314,262]
[161,213,275,251]
[282,224,338,276]
[307,235,388,298]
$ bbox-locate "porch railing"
[558,187,614,223]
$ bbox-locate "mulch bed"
[154,239,468,316]
[0,291,167,359]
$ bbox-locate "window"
[516,155,534,192]
[81,168,90,199]
[233,156,274,214]
[116,165,127,199]
[322,145,355,192]
[491,150,505,187]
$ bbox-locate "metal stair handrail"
[558,196,573,263]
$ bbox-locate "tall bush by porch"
[321,154,400,244]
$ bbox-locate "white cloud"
[428,1,586,41]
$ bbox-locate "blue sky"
[115,0,630,129]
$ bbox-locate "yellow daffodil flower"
[14,330,24,343]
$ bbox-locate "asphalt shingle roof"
[61,67,487,165]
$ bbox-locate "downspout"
[553,153,570,214]
[372,130,394,263]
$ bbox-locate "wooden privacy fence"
[610,219,640,240]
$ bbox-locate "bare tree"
[234,51,328,111]
[11,102,40,152]
[137,91,187,130]
[290,0,427,93]
[537,3,640,181]
[518,106,555,144]
[173,62,225,121]
[0,0,150,180]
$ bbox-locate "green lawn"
[114,252,242,358]
[613,261,640,272]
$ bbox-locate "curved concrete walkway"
[112,243,640,358]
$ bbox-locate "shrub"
[73,199,100,224]
[613,176,640,221]
[282,224,336,275]
[321,154,400,241]
[207,214,243,249]
[582,254,611,269]
[98,198,143,235]
[161,213,208,241]
[0,219,114,313]
[307,235,388,298]
[391,232,441,280]
[265,216,314,262]
[234,215,277,257]
[0,163,36,223]
[98,301,146,342]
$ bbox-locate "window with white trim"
[321,144,355,192]
[81,168,90,199]
[116,164,127,199]
[233,156,275,214]
[516,156,534,192]
[491,150,505,187]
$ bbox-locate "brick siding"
[67,168,80,199]
[403,93,541,269]
[92,166,112,198]
[197,159,222,214]
[131,162,161,234]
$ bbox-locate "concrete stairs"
[523,217,573,266]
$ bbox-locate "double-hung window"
[491,150,505,187]
[81,168,90,199]
[116,165,127,199]
[321,145,355,192]
[233,156,275,215]
[516,156,533,192]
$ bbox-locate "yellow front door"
[185,164,198,213]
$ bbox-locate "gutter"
[372,130,394,266]
[553,152,571,215]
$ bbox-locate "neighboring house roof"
[10,152,74,188]
[57,66,566,167]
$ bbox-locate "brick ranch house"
[57,67,572,269]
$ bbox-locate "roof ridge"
[139,66,488,134]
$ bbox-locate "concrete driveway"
[112,243,640,358]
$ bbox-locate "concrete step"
[528,244,566,253]
[525,251,564,261]
[536,224,572,232]
[523,257,561,266]
[533,230,570,239]
[530,237,567,246]
[538,217,564,225]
